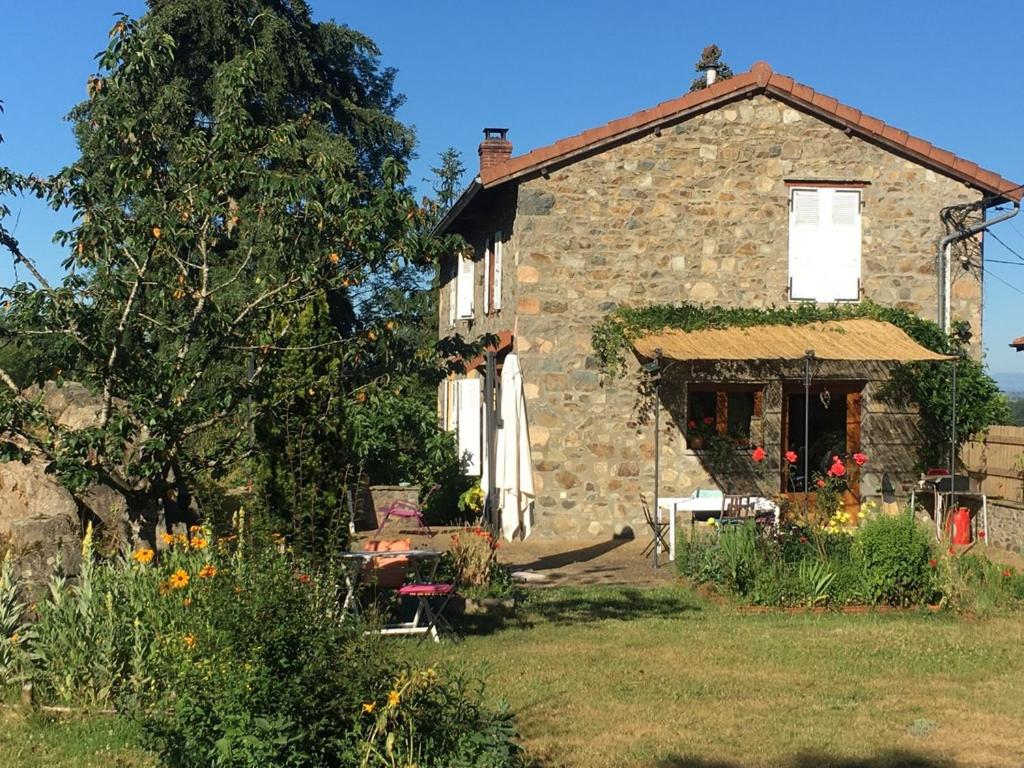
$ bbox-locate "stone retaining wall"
[987,499,1024,553]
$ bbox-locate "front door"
[781,383,863,521]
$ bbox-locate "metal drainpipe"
[938,202,1020,333]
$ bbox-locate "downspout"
[938,201,1020,333]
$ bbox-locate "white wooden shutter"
[493,231,503,312]
[456,251,474,319]
[482,239,493,315]
[828,190,861,301]
[456,377,482,475]
[448,275,456,327]
[788,188,861,302]
[788,189,823,301]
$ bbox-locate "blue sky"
[3,0,1023,378]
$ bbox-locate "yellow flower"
[189,524,201,533]
[183,634,196,649]
[198,564,217,579]
[167,569,190,590]
[174,534,189,547]
[362,701,377,714]
[132,548,155,564]
[160,532,176,546]
[10,633,20,645]
[387,690,400,708]
[190,537,208,550]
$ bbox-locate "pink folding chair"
[374,485,438,536]
[395,581,456,642]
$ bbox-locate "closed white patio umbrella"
[494,353,534,542]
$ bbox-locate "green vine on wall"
[591,301,1008,469]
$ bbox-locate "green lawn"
[0,705,154,768]
[408,586,1024,768]
[6,587,1024,767]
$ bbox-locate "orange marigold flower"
[132,548,155,565]
[183,634,196,650]
[297,573,311,584]
[190,537,208,550]
[167,569,190,590]
[362,701,376,714]
[174,534,189,547]
[198,564,217,579]
[160,532,176,546]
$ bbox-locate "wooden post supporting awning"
[632,319,954,363]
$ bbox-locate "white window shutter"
[788,189,822,301]
[456,378,482,476]
[482,239,492,315]
[493,231,503,312]
[448,275,456,327]
[788,188,861,302]
[456,251,474,319]
[829,190,861,301]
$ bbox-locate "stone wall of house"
[987,499,1024,553]
[505,93,983,535]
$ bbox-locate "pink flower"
[702,416,714,426]
[751,446,766,462]
[687,419,697,429]
[853,452,868,467]
[785,450,798,464]
[816,478,827,489]
[828,460,846,478]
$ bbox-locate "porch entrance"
[781,383,863,518]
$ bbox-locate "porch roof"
[632,319,954,364]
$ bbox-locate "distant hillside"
[994,372,1024,397]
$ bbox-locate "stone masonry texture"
[440,93,986,536]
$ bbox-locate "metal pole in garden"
[949,357,958,517]
[803,350,815,519]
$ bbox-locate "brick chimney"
[478,128,512,174]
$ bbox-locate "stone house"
[435,61,1022,537]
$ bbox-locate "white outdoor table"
[337,548,443,625]
[658,496,779,562]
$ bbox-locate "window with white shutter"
[492,231,503,313]
[456,250,474,319]
[482,239,493,315]
[788,187,862,302]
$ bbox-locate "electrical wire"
[983,264,1024,295]
[986,229,1024,264]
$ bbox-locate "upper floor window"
[455,249,475,320]
[483,230,504,315]
[788,186,862,303]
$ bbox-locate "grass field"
[409,586,1024,768]
[0,704,154,767]
[5,585,1023,767]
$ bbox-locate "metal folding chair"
[395,582,456,643]
[640,494,670,558]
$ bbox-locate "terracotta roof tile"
[476,62,1021,202]
[1011,335,1024,350]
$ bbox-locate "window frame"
[686,383,765,449]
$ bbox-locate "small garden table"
[659,495,779,563]
[337,548,451,641]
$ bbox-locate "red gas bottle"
[951,506,972,546]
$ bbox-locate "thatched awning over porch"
[632,319,953,364]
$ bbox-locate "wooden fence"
[962,425,1024,502]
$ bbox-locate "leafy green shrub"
[937,555,1022,615]
[142,535,525,768]
[856,514,935,606]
